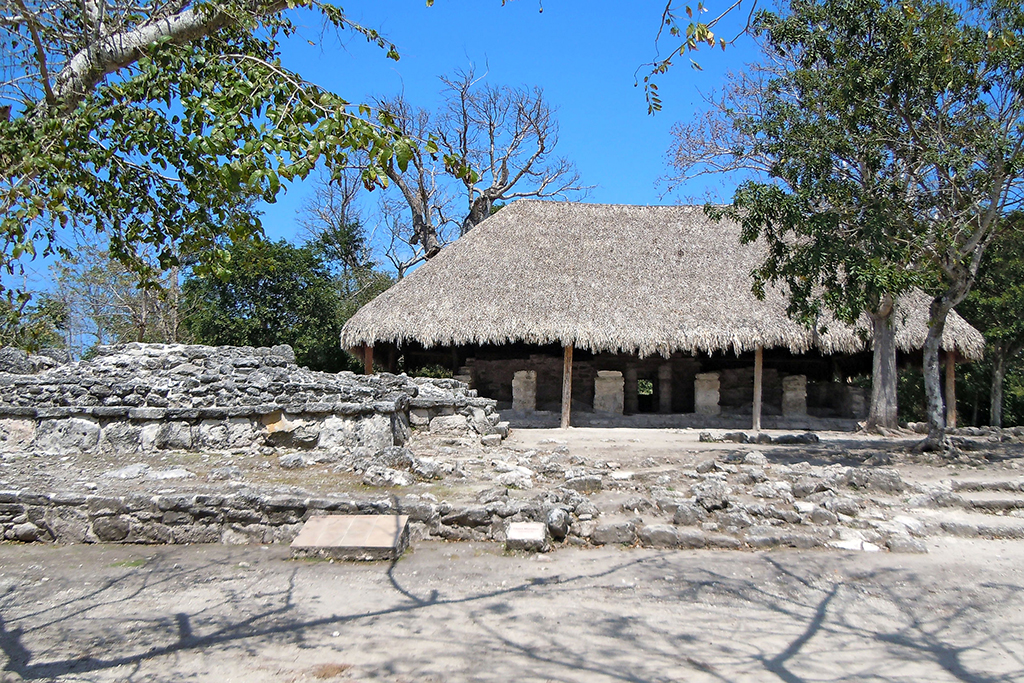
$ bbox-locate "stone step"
[964,497,1024,512]
[912,509,1024,540]
[290,514,409,561]
[951,479,1024,493]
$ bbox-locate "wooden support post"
[752,345,763,432]
[561,344,574,429]
[363,345,374,375]
[945,350,957,429]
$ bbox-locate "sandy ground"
[2,427,1024,681]
[2,425,1020,503]
[1,539,1023,682]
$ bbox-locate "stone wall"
[0,343,498,455]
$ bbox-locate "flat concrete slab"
[291,514,410,561]
[505,522,548,552]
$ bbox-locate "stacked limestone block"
[0,343,500,455]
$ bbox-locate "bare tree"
[376,96,454,259]
[374,68,586,264]
[368,194,451,279]
[53,238,185,355]
[438,68,586,236]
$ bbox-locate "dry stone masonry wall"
[0,343,500,456]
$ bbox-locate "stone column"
[694,372,721,415]
[658,364,673,414]
[782,374,808,417]
[624,367,638,415]
[594,371,625,414]
[512,370,537,413]
[846,387,867,419]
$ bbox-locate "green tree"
[181,238,384,372]
[0,0,424,307]
[0,291,66,351]
[957,224,1024,427]
[683,0,1024,446]
[53,239,185,355]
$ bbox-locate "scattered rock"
[546,508,570,541]
[886,535,928,553]
[411,457,446,481]
[846,468,904,493]
[620,496,653,513]
[208,466,242,481]
[692,481,729,511]
[10,522,41,542]
[377,447,414,469]
[564,475,602,493]
[591,521,636,546]
[278,454,307,470]
[362,467,414,488]
[744,452,768,466]
[442,506,492,528]
[146,467,195,480]
[809,507,838,526]
[101,463,151,479]
[639,524,678,547]
[673,503,708,526]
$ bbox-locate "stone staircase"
[910,476,1024,540]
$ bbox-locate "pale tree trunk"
[921,297,955,450]
[168,264,180,342]
[990,346,1007,428]
[866,296,898,431]
[46,0,287,114]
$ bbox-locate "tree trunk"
[991,346,1007,428]
[921,297,954,450]
[461,195,493,236]
[560,344,573,429]
[412,214,440,258]
[866,297,898,431]
[48,0,288,114]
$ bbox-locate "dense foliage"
[694,0,1024,442]
[181,238,390,372]
[0,0,423,302]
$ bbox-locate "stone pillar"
[624,367,638,414]
[846,386,867,419]
[782,374,807,417]
[594,371,625,414]
[658,364,673,414]
[618,366,634,413]
[694,372,721,415]
[512,370,537,413]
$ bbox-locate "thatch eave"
[340,200,985,361]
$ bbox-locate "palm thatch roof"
[341,201,985,360]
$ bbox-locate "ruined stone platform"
[290,515,410,561]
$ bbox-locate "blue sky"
[258,0,759,242]
[12,1,760,290]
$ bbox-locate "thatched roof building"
[341,200,983,360]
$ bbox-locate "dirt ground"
[1,537,1023,682]
[3,427,1024,681]
[2,425,1021,503]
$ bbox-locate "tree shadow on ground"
[0,546,1021,682]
